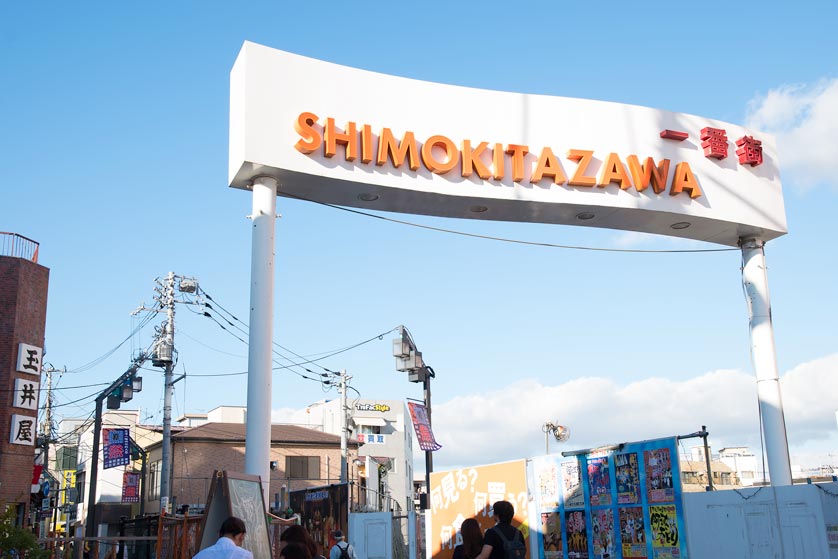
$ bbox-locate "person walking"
[453,518,483,559]
[329,530,356,559]
[193,516,253,559]
[474,501,526,559]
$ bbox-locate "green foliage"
[0,506,48,559]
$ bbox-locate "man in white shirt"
[193,516,254,559]
[329,530,356,559]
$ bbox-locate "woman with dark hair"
[280,525,326,559]
[280,542,313,559]
[453,518,483,559]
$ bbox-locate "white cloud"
[745,79,838,189]
[269,354,838,474]
[426,353,838,471]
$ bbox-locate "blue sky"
[2,2,837,473]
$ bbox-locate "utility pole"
[41,365,58,533]
[137,272,197,513]
[339,370,349,483]
[160,272,175,514]
[41,366,55,480]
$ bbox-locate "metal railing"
[1,231,39,262]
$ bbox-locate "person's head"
[280,525,318,557]
[492,501,515,524]
[333,529,345,541]
[280,542,312,559]
[219,516,247,546]
[460,518,483,558]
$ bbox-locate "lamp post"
[84,356,145,542]
[393,326,434,508]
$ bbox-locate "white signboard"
[16,343,42,374]
[10,414,36,446]
[13,378,39,410]
[229,42,786,247]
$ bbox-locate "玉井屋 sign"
[229,42,786,247]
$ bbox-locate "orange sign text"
[294,112,702,199]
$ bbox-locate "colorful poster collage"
[527,437,687,559]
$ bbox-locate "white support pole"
[245,176,277,506]
[740,237,792,486]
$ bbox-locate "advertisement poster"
[619,507,648,559]
[650,505,680,559]
[540,512,562,559]
[587,457,612,507]
[429,460,530,559]
[289,484,349,554]
[122,472,140,503]
[616,452,641,505]
[103,428,130,469]
[562,461,585,509]
[408,402,442,451]
[536,460,560,510]
[645,448,674,503]
[592,508,616,559]
[565,510,587,559]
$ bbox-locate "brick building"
[0,233,49,525]
[143,422,359,513]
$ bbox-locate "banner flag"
[407,402,442,452]
[122,471,141,503]
[103,428,130,469]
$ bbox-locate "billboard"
[429,460,531,559]
[229,43,785,247]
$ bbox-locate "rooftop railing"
[0,231,39,263]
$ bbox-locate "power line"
[280,190,740,254]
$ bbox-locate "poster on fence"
[527,436,687,559]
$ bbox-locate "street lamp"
[85,355,146,542]
[542,422,570,454]
[394,326,435,508]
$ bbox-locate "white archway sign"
[229,42,791,496]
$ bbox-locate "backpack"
[338,543,351,559]
[491,526,526,559]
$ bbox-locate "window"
[75,473,85,503]
[149,460,162,500]
[286,456,320,479]
[358,425,380,436]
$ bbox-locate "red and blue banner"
[103,428,130,469]
[408,402,442,452]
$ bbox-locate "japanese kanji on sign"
[13,378,39,410]
[408,402,442,452]
[103,428,131,469]
[16,343,42,374]
[10,414,36,446]
[122,472,141,503]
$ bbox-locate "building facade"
[318,398,415,514]
[0,239,49,526]
[144,421,358,514]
